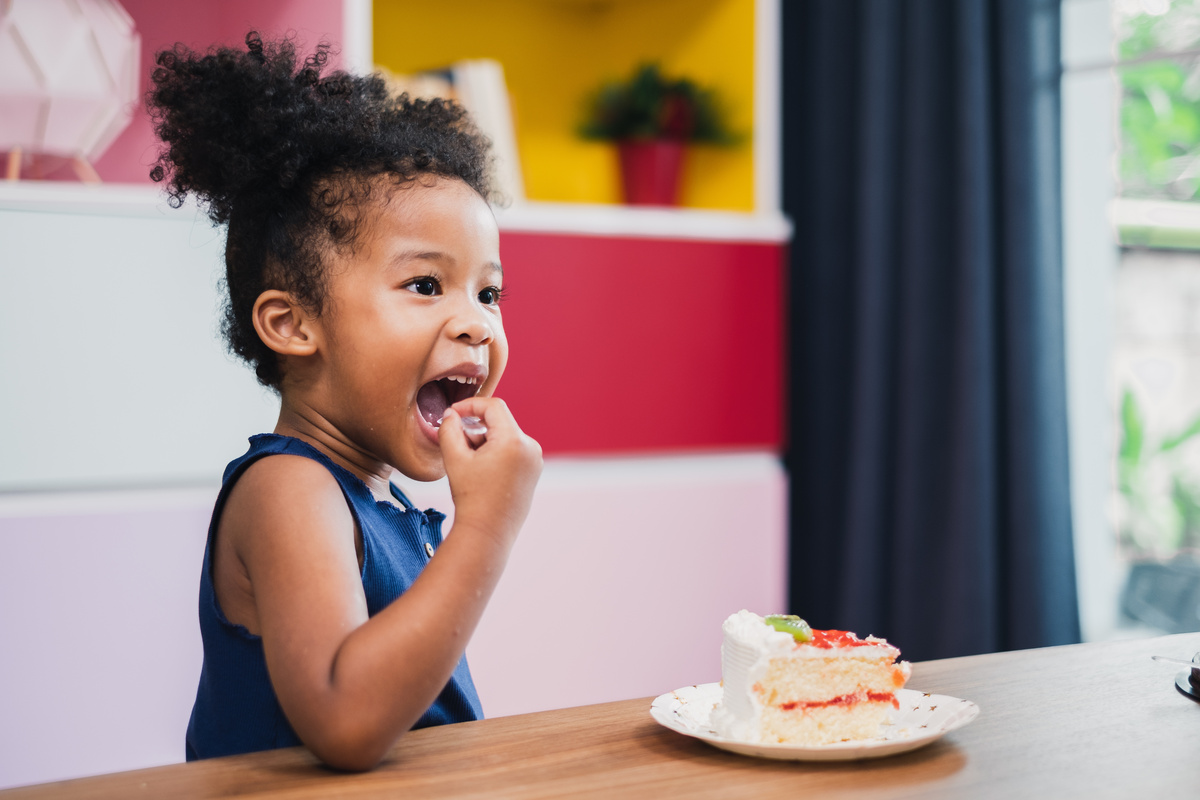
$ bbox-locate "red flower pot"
[617,139,685,206]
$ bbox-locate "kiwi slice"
[764,614,813,642]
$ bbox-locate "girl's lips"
[426,361,488,387]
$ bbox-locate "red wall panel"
[497,231,785,455]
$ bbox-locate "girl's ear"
[252,290,319,356]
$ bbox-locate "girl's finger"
[449,397,518,434]
[437,408,473,461]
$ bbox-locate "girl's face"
[310,176,506,481]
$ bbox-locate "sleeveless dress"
[185,434,483,761]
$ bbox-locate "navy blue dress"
[185,434,483,761]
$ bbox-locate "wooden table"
[5,633,1199,799]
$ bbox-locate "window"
[1065,0,1200,640]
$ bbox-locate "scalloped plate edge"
[649,684,979,762]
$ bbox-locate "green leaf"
[1119,389,1145,466]
[577,62,740,144]
[1159,413,1200,452]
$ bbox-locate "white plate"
[649,683,979,761]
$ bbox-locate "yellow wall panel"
[373,0,755,210]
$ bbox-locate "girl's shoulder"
[223,434,348,505]
[237,446,345,499]
[223,447,355,541]
[229,434,389,503]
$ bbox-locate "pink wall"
[458,456,788,716]
[91,0,345,184]
[0,503,210,788]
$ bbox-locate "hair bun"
[149,32,358,221]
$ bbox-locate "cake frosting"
[710,610,911,744]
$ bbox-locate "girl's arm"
[218,397,541,771]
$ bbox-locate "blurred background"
[2,0,1199,790]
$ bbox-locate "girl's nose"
[451,303,494,345]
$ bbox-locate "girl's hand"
[438,398,542,548]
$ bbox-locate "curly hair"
[147,32,496,389]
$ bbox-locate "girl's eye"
[479,286,503,305]
[406,277,440,296]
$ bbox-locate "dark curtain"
[782,0,1080,661]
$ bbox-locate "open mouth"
[416,375,482,428]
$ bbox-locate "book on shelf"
[377,60,525,205]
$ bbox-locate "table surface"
[5,632,1199,799]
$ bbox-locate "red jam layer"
[778,692,898,711]
[803,630,872,649]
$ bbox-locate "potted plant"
[579,63,738,206]
[1115,388,1200,632]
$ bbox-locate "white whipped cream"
[710,610,788,741]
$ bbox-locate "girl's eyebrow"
[389,248,449,266]
[389,249,503,278]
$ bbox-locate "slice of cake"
[710,610,911,745]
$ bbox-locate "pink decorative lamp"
[0,0,140,183]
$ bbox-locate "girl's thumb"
[438,408,469,459]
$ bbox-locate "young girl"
[148,33,543,770]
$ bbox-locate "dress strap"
[388,482,416,511]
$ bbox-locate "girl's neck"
[273,400,395,502]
